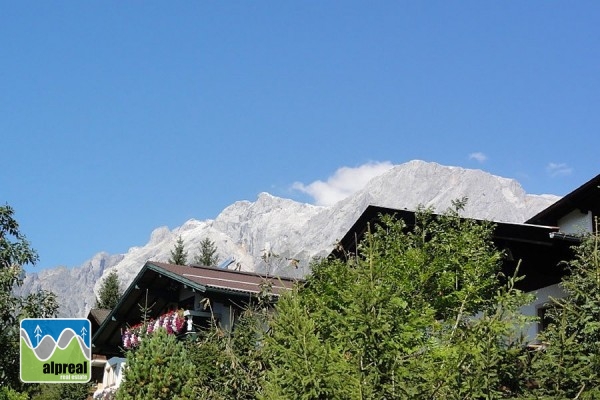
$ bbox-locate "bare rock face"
[17,252,124,316]
[21,161,560,317]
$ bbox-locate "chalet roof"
[88,308,111,326]
[331,206,565,258]
[330,205,575,292]
[526,173,600,226]
[149,261,297,296]
[92,261,299,357]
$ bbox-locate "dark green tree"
[116,329,196,400]
[168,235,188,266]
[96,270,122,310]
[528,221,600,398]
[262,204,533,399]
[0,387,28,400]
[30,382,92,400]
[0,205,58,392]
[262,289,361,400]
[194,237,219,267]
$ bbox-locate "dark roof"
[87,308,111,326]
[331,207,417,258]
[331,205,575,292]
[150,262,297,296]
[92,261,298,357]
[331,206,564,258]
[526,173,600,226]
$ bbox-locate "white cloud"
[546,162,573,177]
[468,152,488,163]
[292,161,394,206]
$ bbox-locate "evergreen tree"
[194,237,219,267]
[529,221,600,398]
[96,270,122,310]
[168,236,188,266]
[0,205,58,392]
[262,204,534,399]
[116,329,196,400]
[262,289,360,400]
[30,383,92,400]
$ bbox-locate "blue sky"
[1,2,599,271]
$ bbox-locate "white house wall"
[520,283,566,342]
[558,209,593,235]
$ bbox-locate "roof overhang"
[92,261,298,357]
[526,173,600,226]
[330,205,577,292]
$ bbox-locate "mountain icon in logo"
[20,318,91,383]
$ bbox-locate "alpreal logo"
[20,318,91,383]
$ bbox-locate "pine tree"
[96,270,122,310]
[262,289,360,400]
[529,221,600,398]
[262,204,533,398]
[194,237,219,267]
[116,329,196,400]
[169,236,188,266]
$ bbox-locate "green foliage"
[418,267,535,399]
[30,383,91,400]
[168,236,188,266]
[96,270,122,310]
[195,237,219,267]
[0,387,28,400]
[0,205,38,269]
[262,289,361,400]
[187,306,267,399]
[0,205,58,391]
[529,223,600,398]
[183,283,280,399]
[87,204,600,398]
[263,204,534,399]
[116,329,196,400]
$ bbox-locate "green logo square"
[20,318,91,383]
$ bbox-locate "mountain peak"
[352,160,554,222]
[22,161,560,317]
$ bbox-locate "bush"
[0,387,28,400]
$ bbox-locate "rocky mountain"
[19,161,561,317]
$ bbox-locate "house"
[89,261,298,395]
[86,308,110,384]
[92,356,126,399]
[520,172,600,337]
[330,173,600,341]
[526,173,600,232]
[92,261,298,357]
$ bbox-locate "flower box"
[121,309,186,349]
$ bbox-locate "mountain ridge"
[19,161,561,317]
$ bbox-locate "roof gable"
[526,173,600,227]
[331,205,574,292]
[92,261,299,356]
